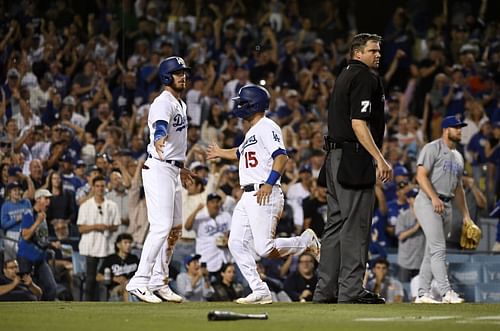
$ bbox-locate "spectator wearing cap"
[2,68,21,119]
[443,65,471,119]
[286,164,313,233]
[77,175,120,301]
[60,95,88,130]
[17,188,57,300]
[96,233,139,302]
[175,253,214,302]
[395,188,425,282]
[384,165,410,202]
[386,180,412,248]
[1,181,32,260]
[184,193,232,281]
[273,88,304,127]
[467,120,492,185]
[58,153,82,193]
[75,165,103,206]
[48,61,70,97]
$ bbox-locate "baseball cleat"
[154,285,183,303]
[128,287,162,303]
[235,292,273,304]
[304,229,321,263]
[442,290,464,304]
[414,293,442,304]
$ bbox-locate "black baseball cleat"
[338,290,386,304]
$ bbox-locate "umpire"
[313,33,392,304]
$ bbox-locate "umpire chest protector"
[328,60,385,148]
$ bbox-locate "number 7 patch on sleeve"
[361,100,371,113]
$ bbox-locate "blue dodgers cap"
[207,192,222,202]
[8,166,23,177]
[299,164,312,174]
[6,181,22,191]
[406,187,419,198]
[393,165,409,177]
[441,116,468,129]
[183,253,201,266]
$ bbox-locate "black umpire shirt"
[328,60,385,148]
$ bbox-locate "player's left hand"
[180,167,195,188]
[154,136,167,160]
[255,184,272,205]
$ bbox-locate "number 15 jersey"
[237,117,286,186]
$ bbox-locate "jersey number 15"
[244,151,258,168]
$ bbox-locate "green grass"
[1,302,500,331]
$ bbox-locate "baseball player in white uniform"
[207,85,321,304]
[414,116,476,304]
[126,56,193,303]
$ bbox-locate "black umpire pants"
[313,149,375,302]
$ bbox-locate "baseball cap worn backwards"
[441,116,467,129]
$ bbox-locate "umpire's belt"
[438,194,453,203]
[323,136,350,151]
[148,154,184,168]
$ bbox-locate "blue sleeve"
[20,210,34,230]
[1,203,15,231]
[236,150,240,159]
[153,120,169,143]
[271,148,287,159]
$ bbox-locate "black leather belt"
[242,184,264,192]
[438,194,452,202]
[148,154,184,168]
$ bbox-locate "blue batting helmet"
[232,85,270,119]
[158,56,190,86]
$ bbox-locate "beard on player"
[447,129,462,143]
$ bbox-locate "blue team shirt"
[1,199,32,232]
[467,132,488,166]
[18,210,49,262]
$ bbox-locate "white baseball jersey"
[237,117,286,186]
[192,207,232,272]
[147,90,188,161]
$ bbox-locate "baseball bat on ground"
[207,310,268,321]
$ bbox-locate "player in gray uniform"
[414,116,477,304]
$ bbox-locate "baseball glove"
[459,219,481,250]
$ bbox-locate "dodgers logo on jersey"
[241,135,257,152]
[272,131,280,142]
[172,114,187,132]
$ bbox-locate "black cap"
[207,192,222,202]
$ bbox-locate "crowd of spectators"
[0,0,499,302]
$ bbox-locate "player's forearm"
[219,147,239,160]
[352,119,384,164]
[416,167,438,200]
[271,154,288,175]
[454,184,471,221]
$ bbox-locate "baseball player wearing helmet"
[207,85,321,304]
[126,56,193,303]
[414,116,476,304]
